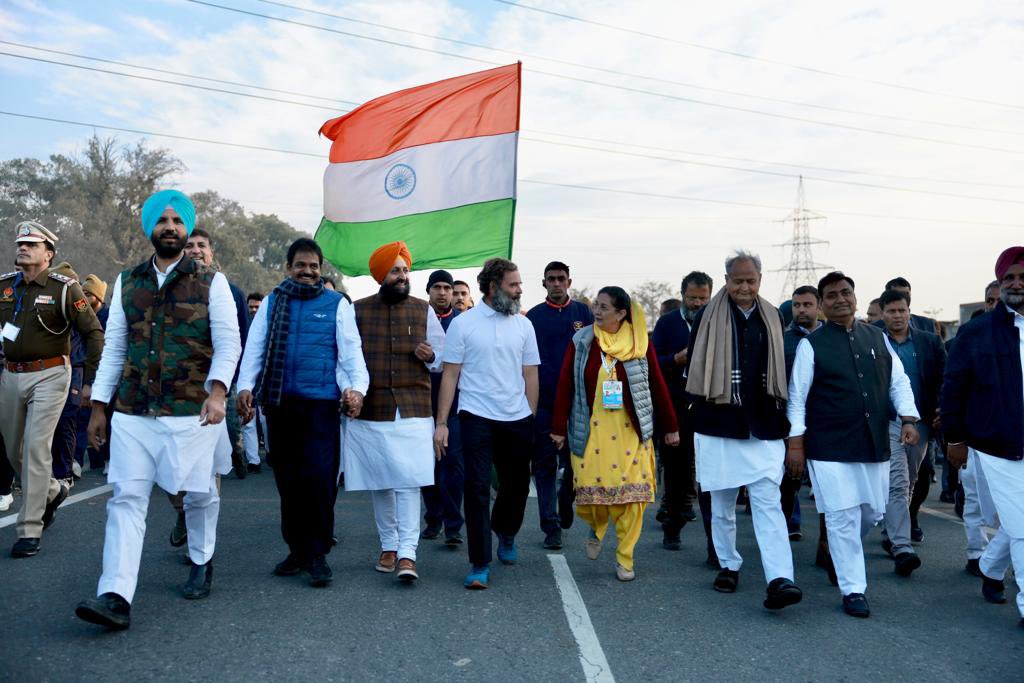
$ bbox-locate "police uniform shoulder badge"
[48,272,76,284]
[73,299,88,312]
[573,321,584,331]
[0,271,17,281]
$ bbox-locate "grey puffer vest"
[568,325,654,456]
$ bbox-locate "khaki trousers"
[0,363,71,538]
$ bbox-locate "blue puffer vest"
[267,290,342,400]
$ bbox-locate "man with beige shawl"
[685,251,802,611]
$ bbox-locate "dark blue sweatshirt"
[526,299,594,413]
[430,306,460,415]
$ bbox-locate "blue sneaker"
[496,534,518,565]
[464,565,490,589]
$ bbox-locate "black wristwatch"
[900,418,918,426]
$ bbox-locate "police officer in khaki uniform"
[0,221,103,557]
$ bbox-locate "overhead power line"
[2,110,1017,228]
[493,0,1024,112]
[183,0,1024,155]
[248,0,1020,137]
[6,48,1021,200]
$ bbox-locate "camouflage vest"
[115,257,215,417]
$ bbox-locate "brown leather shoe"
[397,558,419,582]
[375,550,398,573]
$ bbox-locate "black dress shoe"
[76,592,131,630]
[41,483,69,530]
[274,554,308,576]
[911,526,924,543]
[662,527,681,551]
[246,463,261,474]
[713,568,739,593]
[444,529,464,546]
[543,529,563,550]
[982,575,1007,604]
[183,561,213,600]
[880,538,894,558]
[682,506,698,523]
[764,577,803,610]
[421,522,442,540]
[939,491,956,504]
[965,558,983,578]
[308,555,332,587]
[893,552,922,577]
[169,512,187,548]
[655,503,668,523]
[11,537,40,558]
[843,593,871,618]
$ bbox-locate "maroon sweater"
[552,339,678,441]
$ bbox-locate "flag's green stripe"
[315,198,515,277]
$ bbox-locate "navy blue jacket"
[269,289,344,401]
[651,309,690,402]
[430,306,459,415]
[940,302,1023,461]
[527,299,593,414]
[783,322,818,380]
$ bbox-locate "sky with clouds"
[1,0,1021,316]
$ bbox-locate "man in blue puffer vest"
[237,238,369,588]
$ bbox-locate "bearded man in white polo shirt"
[434,258,540,590]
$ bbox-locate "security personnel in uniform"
[0,221,103,557]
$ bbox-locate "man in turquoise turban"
[76,189,241,630]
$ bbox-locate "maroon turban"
[995,246,1024,280]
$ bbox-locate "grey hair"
[725,250,762,275]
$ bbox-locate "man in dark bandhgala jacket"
[786,272,920,619]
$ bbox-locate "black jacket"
[685,303,790,441]
[896,328,946,423]
[940,302,1023,461]
[651,309,691,403]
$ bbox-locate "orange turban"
[368,241,413,284]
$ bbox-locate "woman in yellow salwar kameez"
[551,287,679,580]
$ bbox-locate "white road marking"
[918,505,964,524]
[0,483,112,529]
[547,554,615,683]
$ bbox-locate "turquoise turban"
[141,189,196,238]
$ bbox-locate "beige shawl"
[685,287,788,404]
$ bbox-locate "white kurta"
[344,410,435,491]
[695,434,784,491]
[343,307,446,492]
[788,331,919,515]
[975,452,1024,537]
[92,258,241,494]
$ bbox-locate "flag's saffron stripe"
[319,64,521,164]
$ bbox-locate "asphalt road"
[1,467,1020,682]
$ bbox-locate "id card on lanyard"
[601,353,624,410]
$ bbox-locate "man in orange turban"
[346,239,445,583]
[369,241,413,284]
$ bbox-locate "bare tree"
[630,280,675,328]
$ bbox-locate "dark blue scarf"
[255,277,324,407]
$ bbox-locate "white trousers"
[371,487,420,561]
[710,476,794,582]
[824,504,877,596]
[961,452,997,559]
[242,418,259,465]
[97,473,219,603]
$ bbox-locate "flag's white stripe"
[323,132,517,223]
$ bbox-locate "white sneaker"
[0,493,13,511]
[72,461,82,479]
[102,462,109,475]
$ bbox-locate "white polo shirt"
[442,301,540,422]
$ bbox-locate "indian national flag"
[315,63,521,276]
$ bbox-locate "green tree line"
[0,136,339,297]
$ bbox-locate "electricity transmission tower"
[775,176,829,300]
